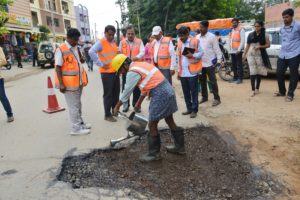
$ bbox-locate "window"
[62,1,69,14]
[268,31,282,45]
[46,16,52,26]
[86,28,89,35]
[47,0,56,11]
[40,44,53,53]
[79,14,84,22]
[64,19,71,31]
[81,28,85,35]
[30,0,34,3]
[31,11,39,27]
[54,18,59,27]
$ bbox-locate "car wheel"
[44,50,54,61]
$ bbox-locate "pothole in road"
[57,127,282,200]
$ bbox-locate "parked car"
[266,27,282,74]
[37,41,59,68]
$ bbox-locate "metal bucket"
[125,112,148,136]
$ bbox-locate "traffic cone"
[43,76,65,113]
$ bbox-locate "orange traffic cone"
[43,76,65,113]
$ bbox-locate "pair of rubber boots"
[140,127,185,162]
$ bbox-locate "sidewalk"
[1,62,44,82]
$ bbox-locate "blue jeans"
[87,59,93,71]
[0,78,13,117]
[180,76,198,113]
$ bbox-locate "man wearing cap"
[151,26,176,85]
[112,54,185,162]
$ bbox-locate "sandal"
[285,96,293,102]
[273,92,285,97]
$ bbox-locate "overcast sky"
[74,0,121,38]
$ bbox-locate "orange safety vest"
[177,37,202,76]
[230,26,241,50]
[152,37,172,69]
[120,38,143,61]
[129,62,165,95]
[98,38,118,73]
[54,43,88,91]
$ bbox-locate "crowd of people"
[1,8,298,161]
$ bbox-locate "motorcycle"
[216,42,250,81]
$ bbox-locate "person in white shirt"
[197,20,222,107]
[177,26,203,118]
[152,26,176,85]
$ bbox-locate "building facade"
[265,0,300,28]
[74,4,91,42]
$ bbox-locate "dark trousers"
[231,52,243,80]
[199,66,220,101]
[159,68,172,85]
[0,78,13,117]
[180,76,198,113]
[101,73,120,117]
[122,73,140,107]
[32,56,37,66]
[277,54,300,97]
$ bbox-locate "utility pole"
[50,0,56,42]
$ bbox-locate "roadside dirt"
[58,127,282,200]
[192,78,300,200]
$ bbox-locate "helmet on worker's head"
[112,54,128,72]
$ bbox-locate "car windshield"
[40,44,53,53]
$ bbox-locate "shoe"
[81,122,92,129]
[273,92,285,97]
[190,112,197,118]
[166,127,186,155]
[140,134,162,162]
[229,78,238,83]
[235,79,243,84]
[122,103,129,113]
[135,108,141,113]
[7,116,14,123]
[182,111,191,115]
[255,89,259,94]
[285,96,293,102]
[212,99,221,107]
[105,116,117,122]
[199,98,208,104]
[70,128,90,136]
[251,91,255,97]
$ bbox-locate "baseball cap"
[152,26,162,36]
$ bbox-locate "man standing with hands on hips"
[151,26,176,85]
[89,25,120,122]
[55,28,90,135]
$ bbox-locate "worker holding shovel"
[112,54,185,162]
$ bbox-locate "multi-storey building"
[265,0,300,28]
[74,4,91,42]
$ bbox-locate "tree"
[0,0,13,34]
[294,0,300,8]
[126,0,238,40]
[235,0,265,21]
[39,25,50,41]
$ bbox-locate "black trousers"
[101,73,120,117]
[277,54,300,98]
[122,72,141,107]
[231,52,243,80]
[32,56,37,66]
[199,66,220,101]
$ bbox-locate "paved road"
[0,66,207,200]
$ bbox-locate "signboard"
[8,13,31,27]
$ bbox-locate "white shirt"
[197,32,222,68]
[55,41,83,85]
[177,38,203,77]
[118,38,145,59]
[153,36,176,70]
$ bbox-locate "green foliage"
[126,0,240,40]
[39,25,50,41]
[235,0,265,21]
[0,0,13,34]
[294,0,300,8]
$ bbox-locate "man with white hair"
[151,26,176,85]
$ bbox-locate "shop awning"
[6,26,40,33]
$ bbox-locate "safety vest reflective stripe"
[65,86,80,91]
[62,51,73,56]
[158,56,171,59]
[160,42,169,44]
[62,71,79,76]
[102,60,112,64]
[130,66,158,89]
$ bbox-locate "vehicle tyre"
[218,62,234,81]
[40,64,45,68]
[5,64,11,70]
[44,50,54,61]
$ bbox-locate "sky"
[74,0,121,39]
